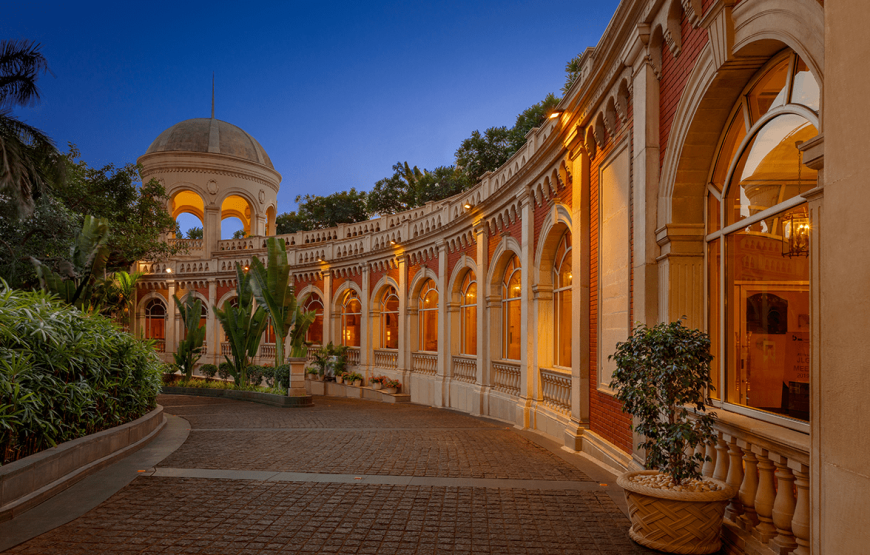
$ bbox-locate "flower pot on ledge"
[372,382,382,390]
[352,379,362,387]
[382,387,397,394]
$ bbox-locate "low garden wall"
[305,380,410,403]
[0,405,165,522]
[161,387,314,407]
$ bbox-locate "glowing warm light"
[549,110,564,119]
[389,240,397,245]
[243,265,250,272]
[165,268,172,273]
[464,203,472,210]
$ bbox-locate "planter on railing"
[374,349,398,369]
[452,355,477,383]
[412,352,437,375]
[540,368,571,413]
[691,414,811,555]
[346,347,361,366]
[491,361,520,396]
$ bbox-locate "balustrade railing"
[540,368,571,413]
[218,238,258,251]
[412,352,437,375]
[307,345,320,363]
[374,349,398,369]
[221,342,231,356]
[154,339,165,353]
[168,238,204,250]
[346,347,360,366]
[692,413,810,555]
[259,343,276,359]
[491,361,520,396]
[451,355,477,383]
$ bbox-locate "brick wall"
[447,241,477,281]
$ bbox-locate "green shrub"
[218,362,233,381]
[200,364,218,379]
[0,282,163,466]
[247,365,265,386]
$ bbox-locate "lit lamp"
[165,267,172,274]
[463,203,472,210]
[782,212,810,257]
[549,109,564,120]
[243,264,250,272]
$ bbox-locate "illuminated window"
[501,255,522,360]
[380,286,399,349]
[553,232,572,368]
[341,291,361,347]
[460,272,477,355]
[303,294,324,345]
[145,298,166,340]
[707,51,818,422]
[418,279,438,352]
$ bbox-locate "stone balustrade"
[540,368,572,413]
[154,339,165,353]
[693,412,810,555]
[412,352,437,375]
[168,238,204,250]
[221,342,231,356]
[259,343,276,359]
[345,347,360,367]
[218,238,256,251]
[374,349,398,369]
[452,356,477,383]
[306,345,320,363]
[492,361,520,396]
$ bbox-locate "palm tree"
[0,40,61,218]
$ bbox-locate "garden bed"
[0,405,165,522]
[161,387,313,408]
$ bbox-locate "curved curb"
[0,405,165,522]
[161,386,314,407]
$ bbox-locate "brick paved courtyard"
[5,395,660,554]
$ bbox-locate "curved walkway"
[4,395,658,554]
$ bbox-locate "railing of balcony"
[221,342,231,356]
[374,349,398,369]
[154,339,165,353]
[412,352,437,375]
[306,345,320,363]
[492,361,520,396]
[259,343,276,359]
[540,368,571,413]
[451,355,477,383]
[346,347,360,366]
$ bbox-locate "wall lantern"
[165,267,172,274]
[782,212,810,258]
[463,203,472,210]
[243,264,250,272]
[549,109,564,119]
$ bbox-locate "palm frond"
[0,40,50,110]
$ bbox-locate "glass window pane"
[423,310,438,351]
[725,205,810,421]
[559,251,572,287]
[506,270,521,299]
[307,313,323,344]
[726,114,818,225]
[708,239,721,400]
[711,112,747,193]
[383,312,398,349]
[746,57,790,122]
[505,299,521,360]
[791,57,820,112]
[556,289,572,367]
[707,194,721,235]
[347,299,361,314]
[465,282,477,304]
[463,305,477,355]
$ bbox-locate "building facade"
[133,0,869,553]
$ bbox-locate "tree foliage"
[213,265,269,386]
[562,54,584,95]
[609,319,718,485]
[186,227,203,240]
[173,292,206,380]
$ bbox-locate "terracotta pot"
[353,379,362,387]
[371,382,383,390]
[617,470,736,554]
[382,387,397,394]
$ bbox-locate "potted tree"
[609,319,735,555]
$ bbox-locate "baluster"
[752,448,777,543]
[699,443,713,477]
[725,437,745,522]
[713,436,729,482]
[770,454,797,554]
[790,464,810,555]
[738,441,760,531]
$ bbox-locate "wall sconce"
[165,267,172,274]
[549,109,565,119]
[243,265,250,272]
[463,203,472,210]
[782,212,810,257]
[389,240,397,246]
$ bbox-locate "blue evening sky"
[5,1,619,236]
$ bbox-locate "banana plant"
[173,292,206,380]
[30,215,110,310]
[213,264,269,386]
[248,238,315,366]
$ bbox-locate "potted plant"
[370,375,387,390]
[343,372,363,387]
[305,367,318,380]
[609,319,735,555]
[335,371,345,384]
[382,378,401,394]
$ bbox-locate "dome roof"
[145,118,274,169]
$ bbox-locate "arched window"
[380,286,399,349]
[145,298,166,341]
[502,255,522,360]
[341,291,361,347]
[303,294,324,345]
[707,51,818,423]
[460,272,477,355]
[553,232,572,368]
[418,279,438,352]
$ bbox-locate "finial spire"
[211,73,215,119]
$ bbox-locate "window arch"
[145,299,166,346]
[706,50,818,424]
[553,231,572,368]
[501,255,521,360]
[380,286,399,349]
[460,272,477,355]
[418,279,438,352]
[303,294,324,345]
[341,291,361,347]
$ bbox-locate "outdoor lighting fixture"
[549,109,564,119]
[389,240,397,246]
[464,203,472,210]
[782,212,810,258]
[243,265,250,272]
[165,268,172,273]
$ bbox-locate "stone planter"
[382,387,397,394]
[287,357,308,397]
[371,382,382,390]
[352,379,362,387]
[617,470,736,554]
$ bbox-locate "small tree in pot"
[609,319,735,554]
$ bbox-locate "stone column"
[436,241,449,407]
[204,206,220,258]
[323,272,333,348]
[360,267,370,377]
[166,280,177,355]
[207,279,217,364]
[518,186,534,428]
[397,255,409,374]
[473,222,489,417]
[655,223,705,327]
